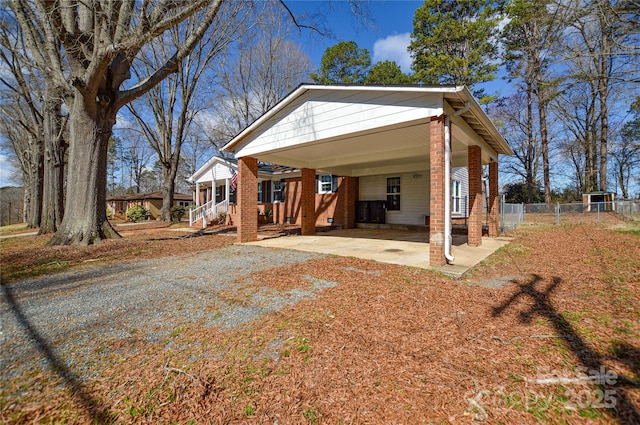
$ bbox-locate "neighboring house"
[194,84,512,267]
[107,191,193,220]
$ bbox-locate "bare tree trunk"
[525,83,535,203]
[49,92,120,245]
[617,165,628,199]
[539,99,551,204]
[598,68,609,192]
[39,84,66,234]
[161,162,179,221]
[26,141,43,229]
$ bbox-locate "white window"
[452,180,462,214]
[386,177,400,211]
[317,175,337,194]
[273,180,285,202]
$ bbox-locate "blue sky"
[288,0,422,74]
[287,0,509,96]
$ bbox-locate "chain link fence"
[499,199,639,233]
[500,199,524,233]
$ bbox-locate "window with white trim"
[317,174,338,194]
[452,180,462,214]
[386,177,400,211]
[273,180,285,202]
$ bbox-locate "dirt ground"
[1,220,639,424]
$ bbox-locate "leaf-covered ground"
[1,221,639,424]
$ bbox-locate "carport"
[222,84,513,267]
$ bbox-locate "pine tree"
[409,0,503,100]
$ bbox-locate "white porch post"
[225,178,230,209]
[195,182,200,207]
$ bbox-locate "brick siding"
[238,157,258,242]
[468,145,483,246]
[300,168,316,235]
[429,116,446,266]
[488,161,499,237]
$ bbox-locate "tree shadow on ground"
[492,274,640,424]
[2,284,113,423]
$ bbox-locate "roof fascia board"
[444,100,499,161]
[189,156,237,182]
[446,87,513,156]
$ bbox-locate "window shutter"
[315,175,319,194]
[332,175,339,193]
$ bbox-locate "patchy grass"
[0,222,32,236]
[0,223,234,283]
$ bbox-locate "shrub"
[126,204,149,222]
[215,211,227,225]
[170,205,186,223]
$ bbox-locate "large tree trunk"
[161,161,179,222]
[525,82,535,204]
[598,72,609,192]
[39,85,66,234]
[25,140,43,229]
[49,91,121,245]
[531,19,551,205]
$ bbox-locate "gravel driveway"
[1,245,327,381]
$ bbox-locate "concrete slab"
[245,228,511,278]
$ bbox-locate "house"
[195,84,512,267]
[107,191,193,220]
[189,157,477,227]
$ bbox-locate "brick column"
[301,168,316,235]
[468,145,483,246]
[238,156,258,243]
[342,176,359,229]
[429,116,446,266]
[488,160,499,237]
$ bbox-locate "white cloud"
[372,33,412,73]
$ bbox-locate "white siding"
[236,90,442,158]
[195,161,235,184]
[359,172,430,225]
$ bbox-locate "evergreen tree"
[365,60,413,85]
[409,0,503,99]
[311,41,371,84]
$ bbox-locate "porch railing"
[189,200,229,228]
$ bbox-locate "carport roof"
[222,84,512,175]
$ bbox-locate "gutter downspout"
[444,102,470,263]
